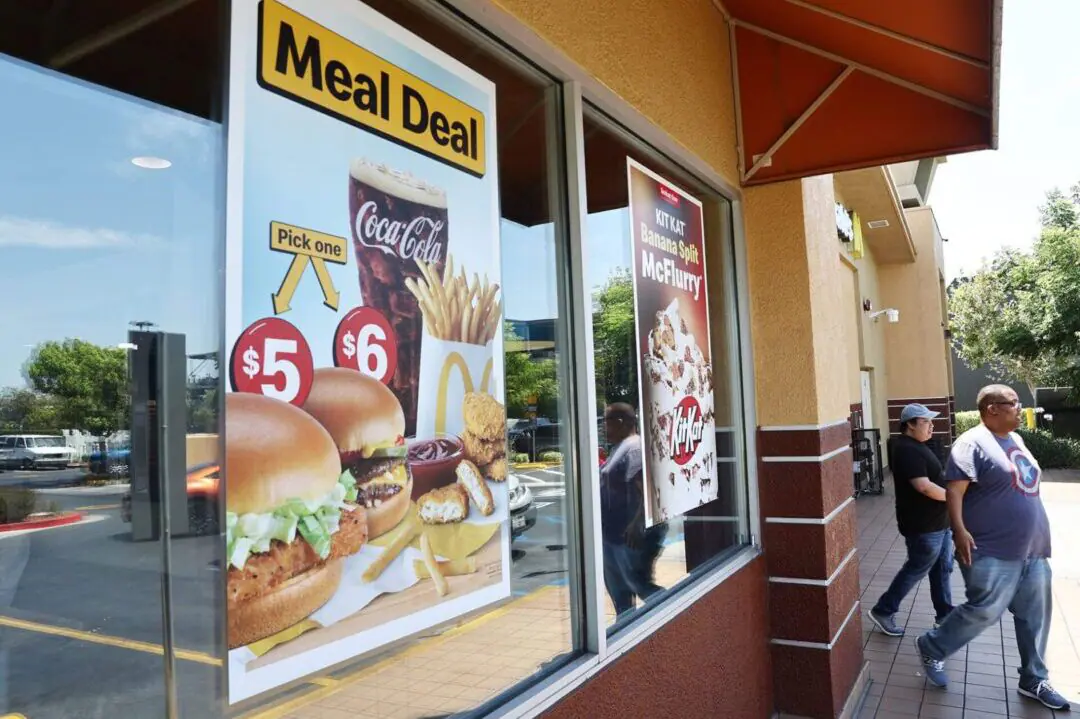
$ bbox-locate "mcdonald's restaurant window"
[583,106,752,634]
[0,1,579,717]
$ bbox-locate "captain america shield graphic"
[1006,446,1040,495]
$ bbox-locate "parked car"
[121,462,221,537]
[0,434,75,470]
[509,422,562,461]
[89,445,131,476]
[508,474,536,539]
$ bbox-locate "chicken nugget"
[463,392,506,440]
[417,484,469,524]
[461,430,505,466]
[482,457,508,482]
[456,460,494,516]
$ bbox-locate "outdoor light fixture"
[131,156,172,169]
[870,309,900,324]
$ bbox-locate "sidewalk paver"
[855,472,1080,718]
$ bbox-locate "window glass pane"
[583,106,749,632]
[0,26,225,719]
[228,0,579,716]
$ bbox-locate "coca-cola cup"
[349,159,448,437]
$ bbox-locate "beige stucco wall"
[881,207,951,399]
[493,0,739,185]
[743,177,851,426]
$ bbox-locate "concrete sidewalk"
[856,472,1080,718]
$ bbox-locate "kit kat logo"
[669,396,705,465]
[659,185,681,207]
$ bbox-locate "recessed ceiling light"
[131,156,172,170]
[867,219,890,229]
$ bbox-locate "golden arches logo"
[436,352,494,434]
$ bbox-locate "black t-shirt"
[889,434,948,536]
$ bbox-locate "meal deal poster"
[626,159,717,527]
[224,0,508,702]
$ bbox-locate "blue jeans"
[922,554,1052,685]
[603,538,664,615]
[874,528,955,621]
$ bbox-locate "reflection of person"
[599,403,667,616]
[915,386,1070,711]
[869,404,954,637]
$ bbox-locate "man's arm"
[947,479,976,565]
[910,476,946,502]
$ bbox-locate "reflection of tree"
[23,339,129,435]
[0,388,60,433]
[504,323,558,418]
[593,269,638,410]
[187,352,219,434]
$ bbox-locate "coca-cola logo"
[669,396,705,465]
[354,199,445,264]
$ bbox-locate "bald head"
[976,384,1016,415]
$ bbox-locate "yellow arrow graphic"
[269,221,347,315]
[272,254,308,314]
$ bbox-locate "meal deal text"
[225,0,506,702]
[626,159,717,527]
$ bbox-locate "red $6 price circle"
[333,307,397,385]
[230,317,314,406]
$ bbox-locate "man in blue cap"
[914,385,1069,710]
[868,402,954,638]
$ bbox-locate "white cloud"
[0,215,161,249]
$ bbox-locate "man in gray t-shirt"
[914,385,1069,711]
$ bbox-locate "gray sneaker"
[915,635,948,688]
[1018,680,1071,710]
[869,609,904,637]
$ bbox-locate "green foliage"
[949,184,1080,396]
[0,488,40,524]
[24,339,129,435]
[538,450,564,464]
[593,269,638,409]
[955,411,980,435]
[1016,429,1080,469]
[509,452,530,465]
[0,388,61,433]
[503,323,559,418]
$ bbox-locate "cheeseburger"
[302,368,412,539]
[225,393,368,649]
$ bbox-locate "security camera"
[886,309,899,324]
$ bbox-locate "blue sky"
[935,0,1080,280]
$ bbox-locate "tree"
[23,339,130,435]
[950,185,1080,397]
[0,388,61,433]
[592,268,638,409]
[503,323,558,418]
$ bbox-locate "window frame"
[400,4,764,716]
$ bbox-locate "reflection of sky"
[0,48,634,388]
[0,55,222,387]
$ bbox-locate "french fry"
[412,557,478,579]
[362,511,420,583]
[420,532,450,597]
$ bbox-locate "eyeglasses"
[992,400,1023,409]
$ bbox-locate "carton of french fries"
[413,254,503,438]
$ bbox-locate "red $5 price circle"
[333,307,397,385]
[230,317,314,406]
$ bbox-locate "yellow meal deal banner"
[257,0,486,177]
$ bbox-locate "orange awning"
[722,0,1000,186]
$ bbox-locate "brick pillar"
[744,176,867,717]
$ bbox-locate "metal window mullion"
[728,198,761,546]
[558,80,606,658]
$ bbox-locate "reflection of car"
[121,462,221,536]
[0,434,74,470]
[510,423,562,461]
[89,446,131,476]
[508,474,536,539]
